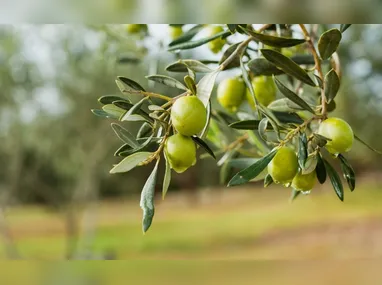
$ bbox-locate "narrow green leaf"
[228,150,277,186]
[102,104,126,119]
[298,133,308,169]
[116,76,146,92]
[168,30,231,51]
[291,54,315,66]
[241,56,261,118]
[273,111,304,124]
[98,95,128,105]
[168,24,204,47]
[113,100,153,124]
[324,69,340,103]
[114,143,132,157]
[146,75,187,91]
[264,173,273,187]
[137,123,153,139]
[111,123,139,147]
[338,154,355,191]
[247,58,283,77]
[228,158,259,169]
[118,134,155,157]
[117,55,140,65]
[121,98,148,122]
[316,153,327,184]
[91,109,117,119]
[219,42,241,70]
[289,189,301,202]
[110,152,152,174]
[227,24,238,33]
[162,153,172,200]
[184,75,197,95]
[191,136,216,159]
[323,159,344,201]
[354,134,382,155]
[273,77,315,114]
[318,29,342,60]
[246,29,306,48]
[261,49,316,87]
[258,118,269,141]
[166,59,213,73]
[340,24,351,33]
[197,70,220,107]
[229,120,272,130]
[268,98,305,112]
[200,100,211,139]
[302,154,318,175]
[140,159,159,233]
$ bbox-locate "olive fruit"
[268,146,298,184]
[291,171,317,191]
[217,78,246,112]
[126,24,147,34]
[171,96,207,136]
[317,117,354,154]
[165,134,196,173]
[205,26,226,53]
[246,76,276,108]
[169,26,183,40]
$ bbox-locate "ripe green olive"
[126,24,147,34]
[291,171,317,191]
[317,117,354,154]
[169,26,183,40]
[171,96,207,136]
[246,76,276,109]
[165,134,196,173]
[268,146,298,184]
[205,26,226,53]
[217,78,246,112]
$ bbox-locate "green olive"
[171,96,207,136]
[246,76,276,109]
[169,26,183,40]
[317,117,354,154]
[291,171,317,191]
[268,146,298,184]
[126,24,147,34]
[205,26,226,53]
[165,134,196,173]
[217,78,246,112]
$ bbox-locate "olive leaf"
[121,97,148,122]
[227,24,238,33]
[290,54,315,65]
[166,59,213,73]
[318,29,342,60]
[137,123,153,139]
[316,153,327,184]
[98,95,129,105]
[289,189,301,202]
[240,55,261,118]
[114,143,132,156]
[113,100,154,124]
[227,158,260,169]
[197,70,220,107]
[162,153,172,200]
[354,134,382,155]
[116,76,146,92]
[323,159,344,201]
[109,152,153,174]
[219,42,241,70]
[245,29,306,48]
[340,24,351,33]
[264,173,273,187]
[140,159,159,233]
[168,30,231,51]
[268,98,305,112]
[117,55,141,65]
[91,109,118,119]
[229,120,273,130]
[146,75,188,91]
[191,136,216,159]
[228,149,277,186]
[118,134,155,157]
[102,104,126,120]
[338,154,356,191]
[247,58,283,77]
[298,133,308,169]
[184,75,197,94]
[261,49,316,87]
[200,100,211,138]
[258,118,269,141]
[324,69,340,103]
[302,154,318,175]
[273,76,316,114]
[168,24,204,47]
[273,111,304,124]
[111,123,139,148]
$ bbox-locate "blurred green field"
[2,178,382,260]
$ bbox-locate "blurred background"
[0,24,381,261]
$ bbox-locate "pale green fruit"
[205,25,226,53]
[317,117,354,154]
[217,78,246,112]
[165,134,196,173]
[268,146,298,184]
[292,171,317,191]
[246,76,276,109]
[171,96,207,136]
[169,26,183,40]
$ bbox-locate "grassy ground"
[2,178,382,260]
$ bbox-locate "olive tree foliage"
[94,24,382,233]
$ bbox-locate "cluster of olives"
[268,117,354,191]
[217,76,276,112]
[165,96,207,173]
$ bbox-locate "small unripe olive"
[165,134,196,173]
[317,117,354,154]
[171,96,207,136]
[217,78,246,112]
[126,24,147,34]
[246,76,276,109]
[291,171,317,191]
[268,146,298,184]
[169,26,183,40]
[205,26,226,53]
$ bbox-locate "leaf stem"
[299,24,327,118]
